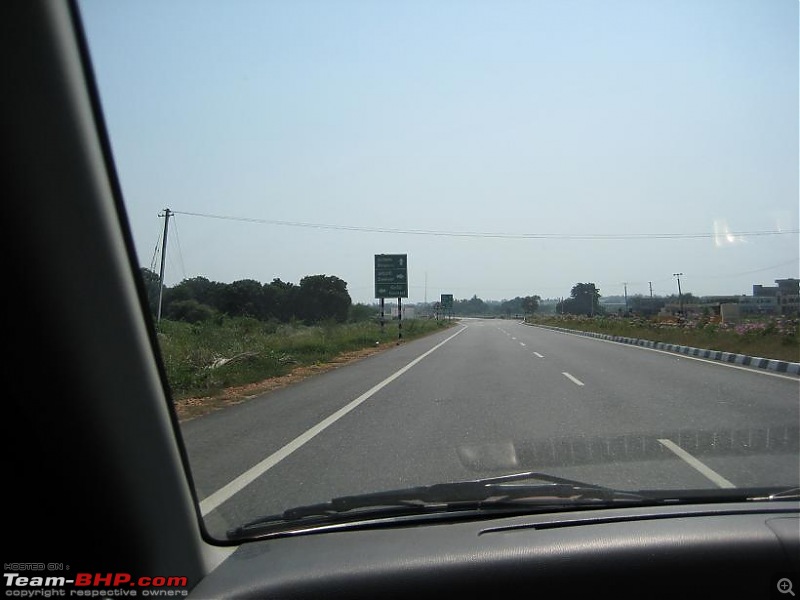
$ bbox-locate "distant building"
[738,295,778,316]
[719,303,740,322]
[649,279,798,320]
[752,284,779,298]
[659,302,703,317]
[751,278,799,316]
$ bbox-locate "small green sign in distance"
[375,254,408,298]
[441,294,453,309]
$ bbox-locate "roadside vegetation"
[142,269,797,409]
[157,316,454,402]
[525,314,800,363]
[137,268,457,414]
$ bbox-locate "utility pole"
[623,283,628,313]
[157,208,172,324]
[673,273,684,316]
[649,281,653,298]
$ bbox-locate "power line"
[149,226,162,273]
[169,210,798,241]
[703,258,800,279]
[169,214,188,281]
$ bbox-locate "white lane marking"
[523,325,799,381]
[658,438,736,489]
[533,352,544,358]
[562,372,585,386]
[511,337,517,340]
[199,325,469,516]
[519,342,526,347]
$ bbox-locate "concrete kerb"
[520,322,800,376]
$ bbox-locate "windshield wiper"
[749,487,800,501]
[227,471,651,540]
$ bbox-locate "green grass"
[526,315,800,363]
[156,317,455,400]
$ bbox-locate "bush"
[157,316,455,400]
[165,299,217,323]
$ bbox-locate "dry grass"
[173,338,419,422]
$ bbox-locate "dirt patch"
[172,342,399,423]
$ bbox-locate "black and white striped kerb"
[523,323,800,376]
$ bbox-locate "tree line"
[445,295,542,316]
[139,269,363,324]
[441,285,602,318]
[139,270,680,324]
[554,283,706,316]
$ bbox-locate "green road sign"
[375,254,408,298]
[441,293,454,309]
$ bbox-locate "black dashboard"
[191,502,800,599]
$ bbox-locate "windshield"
[76,0,799,542]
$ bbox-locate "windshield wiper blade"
[748,487,800,501]
[284,470,649,517]
[770,487,800,499]
[227,471,651,540]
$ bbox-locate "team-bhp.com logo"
[4,565,188,597]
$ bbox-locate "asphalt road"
[180,318,800,537]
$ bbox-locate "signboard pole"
[398,297,402,340]
[374,254,408,338]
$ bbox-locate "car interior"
[5,1,799,599]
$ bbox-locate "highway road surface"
[179,318,800,537]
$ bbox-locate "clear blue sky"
[78,0,798,304]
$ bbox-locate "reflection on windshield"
[457,426,800,471]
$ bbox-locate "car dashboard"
[188,502,799,598]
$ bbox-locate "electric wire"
[169,210,799,241]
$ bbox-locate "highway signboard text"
[375,254,408,298]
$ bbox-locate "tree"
[163,276,224,315]
[266,278,299,322]
[138,268,161,317]
[499,297,523,316]
[216,279,267,318]
[453,295,487,316]
[521,295,541,315]
[164,299,216,323]
[296,275,352,323]
[559,283,602,316]
[629,295,666,317]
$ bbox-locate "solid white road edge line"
[522,323,799,381]
[658,438,736,489]
[200,324,469,516]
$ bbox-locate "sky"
[77,0,799,305]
